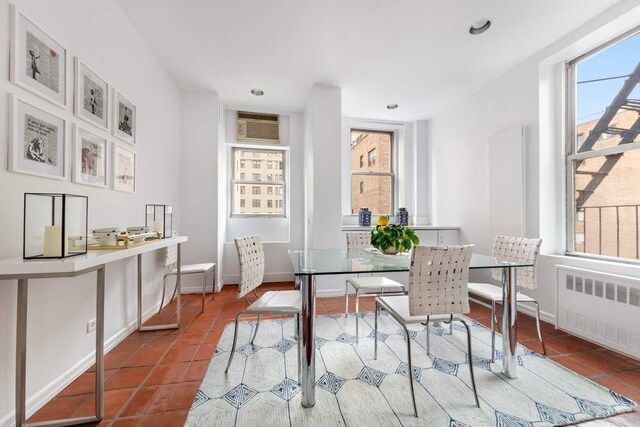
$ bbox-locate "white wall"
[0,0,182,424]
[427,1,640,322]
[221,108,304,284]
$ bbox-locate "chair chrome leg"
[491,300,496,363]
[158,274,168,315]
[345,281,349,319]
[225,313,243,373]
[250,314,261,344]
[374,300,379,360]
[404,326,418,417]
[534,302,547,355]
[426,316,430,355]
[296,314,301,383]
[461,319,480,407]
[443,314,453,335]
[294,313,299,340]
[355,289,360,342]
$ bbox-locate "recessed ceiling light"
[386,104,398,110]
[469,19,491,35]
[250,88,264,96]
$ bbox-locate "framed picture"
[112,143,136,193]
[113,90,136,145]
[73,125,108,188]
[10,6,68,108]
[9,95,66,180]
[75,59,109,130]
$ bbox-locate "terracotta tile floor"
[27,282,640,426]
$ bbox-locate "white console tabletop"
[0,235,188,277]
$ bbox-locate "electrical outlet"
[87,319,97,333]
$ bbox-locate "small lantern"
[23,193,88,259]
[145,204,172,239]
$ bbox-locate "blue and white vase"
[359,208,371,227]
[395,207,409,226]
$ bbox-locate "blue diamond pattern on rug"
[395,362,422,381]
[574,395,617,417]
[191,390,211,410]
[236,343,260,357]
[433,358,459,376]
[468,355,492,371]
[428,326,445,336]
[357,366,386,387]
[336,332,357,345]
[368,331,389,342]
[535,402,575,425]
[271,339,296,353]
[223,383,258,409]
[186,312,637,426]
[271,378,301,401]
[214,347,223,355]
[317,372,346,394]
[495,411,534,427]
[397,328,418,339]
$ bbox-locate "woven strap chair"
[374,245,479,417]
[225,235,301,375]
[468,235,545,361]
[344,232,405,342]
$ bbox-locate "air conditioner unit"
[236,112,280,143]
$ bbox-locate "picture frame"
[10,6,68,109]
[73,124,108,188]
[74,58,109,130]
[113,89,136,145]
[112,142,136,193]
[9,95,66,181]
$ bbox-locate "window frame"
[565,26,640,263]
[231,146,287,218]
[349,128,395,215]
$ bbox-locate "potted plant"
[370,224,420,255]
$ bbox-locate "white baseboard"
[0,302,162,427]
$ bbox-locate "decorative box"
[359,207,371,227]
[145,204,172,239]
[23,193,88,259]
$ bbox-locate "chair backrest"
[408,245,474,317]
[491,235,541,290]
[165,245,178,267]
[346,232,371,250]
[235,235,265,298]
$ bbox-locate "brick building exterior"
[350,130,393,215]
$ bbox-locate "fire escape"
[575,61,640,210]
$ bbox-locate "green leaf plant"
[370,224,420,254]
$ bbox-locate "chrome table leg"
[16,279,27,427]
[502,266,518,378]
[299,274,316,407]
[138,244,181,331]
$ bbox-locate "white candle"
[152,221,163,237]
[43,226,62,257]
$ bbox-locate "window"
[350,129,394,214]
[232,148,286,216]
[368,149,376,166]
[567,31,640,261]
[267,161,273,169]
[252,160,261,168]
[240,160,245,168]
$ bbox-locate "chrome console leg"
[300,274,316,407]
[502,266,518,378]
[404,325,418,417]
[16,279,27,427]
[461,319,480,407]
[96,266,105,419]
[139,245,181,331]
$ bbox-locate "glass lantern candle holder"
[145,204,172,239]
[23,193,88,259]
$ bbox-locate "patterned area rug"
[186,312,635,426]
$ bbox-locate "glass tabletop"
[288,249,534,275]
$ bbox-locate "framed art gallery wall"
[0,0,183,423]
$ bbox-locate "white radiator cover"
[557,265,640,359]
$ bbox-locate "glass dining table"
[288,248,534,408]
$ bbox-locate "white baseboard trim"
[0,302,162,427]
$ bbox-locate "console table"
[0,235,188,427]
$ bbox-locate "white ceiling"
[117,0,618,121]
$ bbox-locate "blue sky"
[576,33,640,124]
